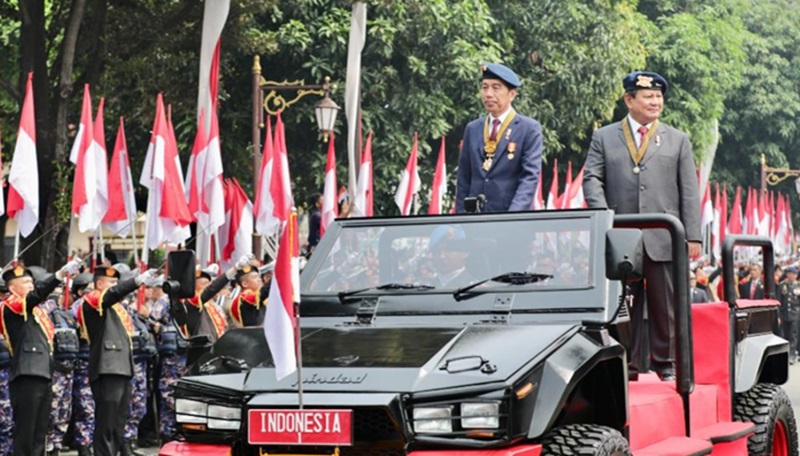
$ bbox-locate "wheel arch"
[735,333,789,393]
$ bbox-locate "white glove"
[204,264,220,276]
[235,254,255,270]
[135,269,158,286]
[57,257,83,280]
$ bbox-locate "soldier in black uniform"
[0,259,81,456]
[779,266,800,364]
[78,266,155,456]
[229,255,270,327]
[171,263,238,342]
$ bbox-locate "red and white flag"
[700,181,713,228]
[560,162,572,209]
[321,133,338,237]
[712,183,721,259]
[70,86,108,232]
[757,189,770,237]
[566,166,586,209]
[185,111,208,221]
[8,73,39,237]
[199,108,226,233]
[394,133,421,216]
[222,178,253,264]
[428,137,447,215]
[103,118,137,237]
[254,117,276,236]
[140,94,192,249]
[546,159,559,210]
[197,0,230,129]
[270,113,294,226]
[352,131,373,217]
[532,176,544,210]
[728,187,743,235]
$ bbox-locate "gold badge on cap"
[242,266,252,274]
[195,269,202,278]
[13,266,24,277]
[636,75,654,88]
[107,268,117,277]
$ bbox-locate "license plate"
[248,409,353,446]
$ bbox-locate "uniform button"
[640,185,646,191]
[485,178,489,182]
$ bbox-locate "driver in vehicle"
[428,225,474,288]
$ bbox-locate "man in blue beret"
[583,70,701,382]
[456,63,543,213]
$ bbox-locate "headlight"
[461,402,500,429]
[413,406,453,434]
[207,405,242,430]
[176,399,208,424]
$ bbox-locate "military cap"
[481,63,521,89]
[786,266,798,274]
[235,265,259,284]
[94,266,120,280]
[2,266,33,284]
[196,268,213,281]
[259,262,275,277]
[429,225,467,252]
[623,71,668,94]
[112,263,131,274]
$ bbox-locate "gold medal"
[508,153,515,160]
[485,142,497,154]
[633,166,640,174]
[483,158,492,171]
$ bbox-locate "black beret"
[623,71,668,94]
[234,265,259,284]
[2,266,33,284]
[94,266,120,280]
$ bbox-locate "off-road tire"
[733,383,799,456]
[541,424,630,455]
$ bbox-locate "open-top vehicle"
[159,209,797,456]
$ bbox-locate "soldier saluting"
[0,258,82,456]
[230,254,269,327]
[77,265,156,456]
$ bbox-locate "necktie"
[490,119,501,141]
[637,125,649,148]
[750,280,757,299]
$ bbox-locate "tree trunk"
[37,0,90,270]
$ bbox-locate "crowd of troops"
[0,253,272,456]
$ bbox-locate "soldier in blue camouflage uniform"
[122,285,155,456]
[0,332,13,456]
[44,293,80,456]
[149,282,186,441]
[69,273,94,456]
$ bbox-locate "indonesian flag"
[270,112,294,225]
[428,137,446,215]
[532,175,544,210]
[197,0,230,129]
[567,166,586,209]
[321,133,338,237]
[217,180,232,259]
[102,118,137,237]
[254,117,277,235]
[8,73,39,237]
[140,94,192,249]
[712,183,721,259]
[185,111,208,221]
[757,189,770,237]
[199,108,226,233]
[560,162,572,209]
[743,188,754,235]
[700,181,713,228]
[70,86,108,232]
[776,194,788,255]
[546,159,559,210]
[721,185,728,238]
[394,133,421,216]
[728,187,743,235]
[784,194,794,252]
[222,178,253,263]
[351,130,373,217]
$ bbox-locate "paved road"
[57,364,800,455]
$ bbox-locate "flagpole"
[291,211,304,410]
[13,226,19,264]
[98,228,106,263]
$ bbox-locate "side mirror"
[605,229,644,281]
[163,250,196,299]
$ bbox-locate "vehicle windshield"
[304,216,594,295]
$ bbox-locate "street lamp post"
[760,154,800,193]
[251,55,340,258]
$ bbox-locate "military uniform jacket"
[779,280,800,319]
[583,120,701,262]
[172,274,230,340]
[78,278,139,381]
[231,284,269,327]
[456,112,543,213]
[0,275,60,381]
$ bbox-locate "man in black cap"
[77,265,156,456]
[0,258,81,456]
[230,255,270,327]
[583,70,701,381]
[456,63,543,213]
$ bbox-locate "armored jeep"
[159,209,797,456]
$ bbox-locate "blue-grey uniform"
[150,295,186,439]
[70,297,95,452]
[44,298,80,454]
[124,297,156,443]
[0,332,13,456]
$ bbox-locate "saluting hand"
[136,269,158,286]
[235,254,255,270]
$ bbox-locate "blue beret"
[786,266,798,274]
[429,225,466,251]
[481,63,521,89]
[623,71,668,94]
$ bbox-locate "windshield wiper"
[338,283,436,303]
[453,272,553,301]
